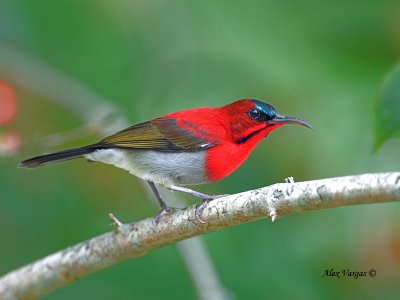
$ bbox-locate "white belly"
[84,149,208,187]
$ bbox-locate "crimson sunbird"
[20,99,311,222]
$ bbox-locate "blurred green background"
[1,0,400,299]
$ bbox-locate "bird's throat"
[236,126,268,144]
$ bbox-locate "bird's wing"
[99,118,215,151]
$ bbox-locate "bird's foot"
[152,206,175,228]
[195,199,211,224]
[195,194,229,224]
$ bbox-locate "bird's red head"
[221,98,311,144]
[204,98,312,181]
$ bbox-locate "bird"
[19,98,312,222]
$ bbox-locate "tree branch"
[0,172,399,299]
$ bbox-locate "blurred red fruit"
[0,130,21,156]
[0,81,17,125]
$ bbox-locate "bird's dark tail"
[19,145,100,168]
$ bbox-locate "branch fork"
[108,213,123,234]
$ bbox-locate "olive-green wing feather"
[99,118,213,151]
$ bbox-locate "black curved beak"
[271,113,313,129]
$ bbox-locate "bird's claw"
[195,199,210,224]
[152,206,175,228]
[195,194,230,224]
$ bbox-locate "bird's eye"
[248,108,261,120]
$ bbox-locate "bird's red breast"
[205,100,283,181]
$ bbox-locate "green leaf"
[374,65,400,150]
